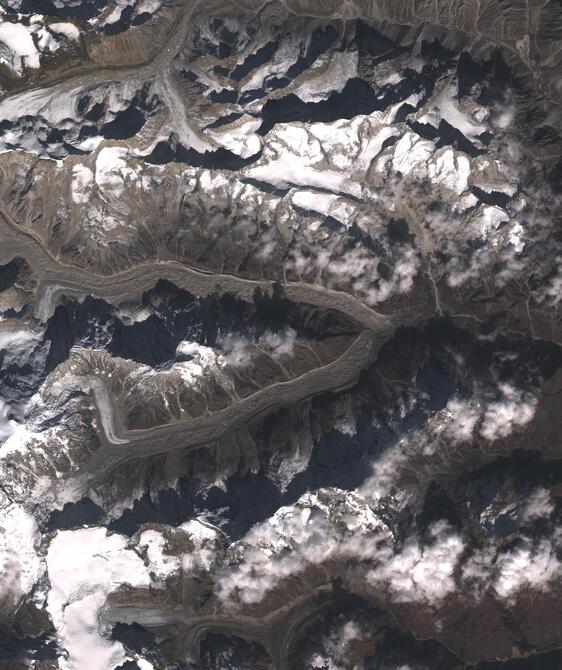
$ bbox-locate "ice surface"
[0,503,42,607]
[0,20,40,73]
[47,528,151,670]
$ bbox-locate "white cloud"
[368,520,464,604]
[432,383,538,445]
[364,245,419,305]
[537,260,562,307]
[220,334,253,367]
[441,396,481,443]
[523,487,555,522]
[217,490,463,608]
[358,440,412,503]
[216,490,391,605]
[301,242,419,305]
[461,544,497,598]
[493,535,561,604]
[480,383,537,441]
[306,617,366,670]
[260,327,297,359]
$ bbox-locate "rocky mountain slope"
[0,1,560,669]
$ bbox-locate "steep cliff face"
[0,1,560,669]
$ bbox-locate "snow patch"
[0,503,42,608]
[0,19,40,73]
[46,528,151,670]
[49,22,80,41]
[392,131,435,178]
[427,147,470,195]
[95,147,139,199]
[205,115,261,158]
[71,163,94,204]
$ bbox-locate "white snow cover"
[384,130,473,195]
[71,163,95,204]
[244,117,396,196]
[392,131,435,178]
[0,19,40,73]
[427,147,471,195]
[46,528,151,670]
[471,158,518,196]
[137,529,180,581]
[205,115,261,158]
[95,147,139,199]
[33,24,59,53]
[291,50,359,103]
[228,91,485,204]
[471,205,510,240]
[179,519,222,571]
[115,304,152,324]
[291,189,339,216]
[105,0,162,24]
[274,112,399,186]
[216,490,390,604]
[176,341,222,385]
[0,502,43,607]
[239,37,300,93]
[246,158,361,197]
[49,22,80,41]
[138,520,223,582]
[216,490,463,606]
[105,0,131,25]
[0,399,34,457]
[136,0,162,14]
[45,521,221,669]
[0,400,14,443]
[417,81,487,143]
[0,84,77,124]
[303,113,401,172]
